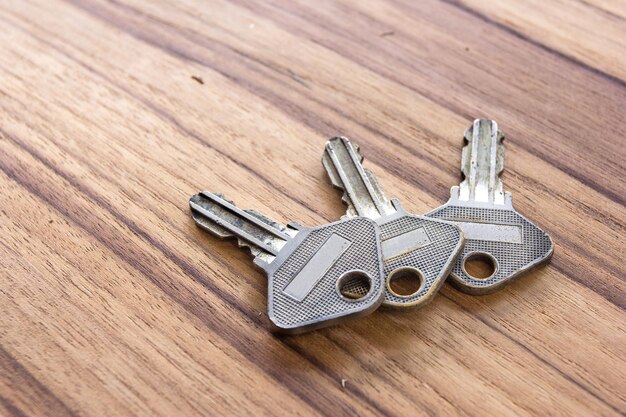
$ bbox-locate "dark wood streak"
[436,290,626,416]
[0,395,30,417]
[441,0,626,88]
[306,329,448,416]
[551,261,625,310]
[0,346,78,417]
[281,339,397,417]
[574,0,626,22]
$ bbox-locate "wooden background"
[0,0,624,416]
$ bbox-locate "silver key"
[189,192,385,334]
[322,138,464,308]
[426,119,554,294]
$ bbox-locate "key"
[426,119,554,294]
[189,192,385,334]
[322,137,464,308]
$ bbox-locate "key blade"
[189,192,292,263]
[322,137,395,219]
[459,119,505,204]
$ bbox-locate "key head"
[338,200,464,308]
[257,217,385,334]
[377,200,464,307]
[427,188,553,294]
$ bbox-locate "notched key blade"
[322,137,395,219]
[189,192,291,263]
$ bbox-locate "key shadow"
[268,293,448,358]
[263,271,549,380]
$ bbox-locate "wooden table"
[1,1,624,416]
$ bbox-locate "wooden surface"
[0,0,625,416]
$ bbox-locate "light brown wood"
[0,0,624,416]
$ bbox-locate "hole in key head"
[463,252,497,280]
[337,271,372,301]
[388,267,424,297]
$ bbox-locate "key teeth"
[337,190,360,219]
[233,237,264,258]
[322,152,354,212]
[191,208,254,252]
[322,153,345,190]
[189,192,269,260]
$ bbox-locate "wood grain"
[0,0,624,416]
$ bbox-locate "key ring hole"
[463,252,498,280]
[337,270,372,301]
[387,267,424,298]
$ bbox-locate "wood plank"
[453,0,626,82]
[0,0,624,416]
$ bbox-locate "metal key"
[322,138,464,308]
[189,192,385,334]
[426,119,554,294]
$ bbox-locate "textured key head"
[257,217,384,334]
[338,202,463,308]
[427,192,554,294]
[377,204,463,307]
